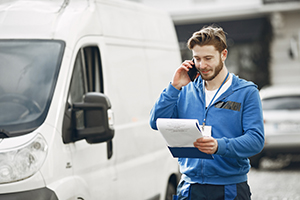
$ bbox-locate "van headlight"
[0,133,48,184]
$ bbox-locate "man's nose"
[199,61,206,69]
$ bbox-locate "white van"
[0,0,182,199]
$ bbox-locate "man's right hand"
[171,60,194,90]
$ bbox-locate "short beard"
[201,57,223,81]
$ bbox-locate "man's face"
[192,45,226,81]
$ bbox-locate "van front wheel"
[165,181,176,200]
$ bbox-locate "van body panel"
[95,0,178,45]
[0,0,181,199]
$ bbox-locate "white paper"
[156,118,203,147]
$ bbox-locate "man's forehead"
[192,45,219,57]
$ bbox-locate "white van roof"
[0,0,178,48]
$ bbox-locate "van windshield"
[0,40,65,136]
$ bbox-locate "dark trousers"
[174,180,251,200]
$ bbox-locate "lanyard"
[202,72,229,129]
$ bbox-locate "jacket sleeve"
[216,87,265,158]
[149,83,181,130]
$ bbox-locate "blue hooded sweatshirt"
[150,73,264,185]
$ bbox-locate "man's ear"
[221,49,228,61]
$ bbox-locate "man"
[149,25,264,199]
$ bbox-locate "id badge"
[202,125,212,137]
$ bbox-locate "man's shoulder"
[231,74,258,91]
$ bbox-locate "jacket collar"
[194,73,257,92]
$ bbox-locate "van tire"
[165,181,176,200]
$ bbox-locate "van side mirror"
[72,92,115,144]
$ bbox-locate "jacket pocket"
[205,156,248,177]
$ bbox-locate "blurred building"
[125,0,300,88]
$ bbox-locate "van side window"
[69,49,85,104]
[68,49,85,130]
[63,46,104,143]
[82,47,104,93]
[69,46,103,103]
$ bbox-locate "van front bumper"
[0,187,58,200]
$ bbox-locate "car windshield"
[0,40,64,135]
[262,96,300,110]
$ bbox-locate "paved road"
[248,157,300,200]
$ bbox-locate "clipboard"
[168,147,214,159]
[157,118,214,159]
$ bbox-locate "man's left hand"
[193,137,218,154]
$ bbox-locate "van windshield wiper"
[0,129,11,138]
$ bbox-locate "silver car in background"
[250,85,300,168]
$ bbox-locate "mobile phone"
[187,59,198,81]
